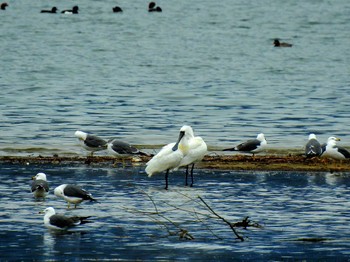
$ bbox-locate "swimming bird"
[113,6,123,12]
[1,2,8,10]
[223,133,267,156]
[321,137,350,160]
[145,126,190,190]
[41,207,91,231]
[148,2,162,12]
[74,130,107,156]
[273,39,293,47]
[107,139,149,156]
[61,5,79,14]
[31,172,49,198]
[54,184,97,208]
[41,7,58,13]
[174,126,207,187]
[305,134,322,158]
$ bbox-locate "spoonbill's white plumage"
[174,126,207,187]
[41,207,91,231]
[321,137,350,160]
[31,172,49,198]
[74,130,107,156]
[305,134,322,158]
[223,133,267,156]
[145,126,191,189]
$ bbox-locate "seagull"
[223,133,267,156]
[174,126,207,187]
[107,139,149,156]
[305,134,322,158]
[273,39,293,47]
[74,130,107,156]
[41,207,91,231]
[61,5,79,14]
[321,137,350,160]
[145,126,191,190]
[54,184,97,208]
[31,172,49,198]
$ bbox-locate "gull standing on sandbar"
[321,136,350,160]
[41,207,91,231]
[75,130,107,156]
[107,139,149,156]
[305,134,322,158]
[223,133,267,156]
[54,184,97,208]
[31,172,49,198]
[174,126,207,187]
[145,126,191,190]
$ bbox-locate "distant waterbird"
[54,184,97,208]
[273,39,293,47]
[75,130,107,156]
[305,134,322,158]
[113,6,123,13]
[41,207,91,231]
[223,133,267,156]
[1,2,8,10]
[31,172,49,198]
[41,7,58,13]
[61,5,79,14]
[148,2,162,12]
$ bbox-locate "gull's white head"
[75,131,87,141]
[257,133,266,142]
[33,172,47,181]
[42,207,56,216]
[54,185,66,198]
[308,134,317,140]
[327,136,340,142]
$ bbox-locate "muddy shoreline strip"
[1,155,349,172]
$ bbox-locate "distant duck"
[305,134,322,158]
[274,39,293,47]
[148,2,162,12]
[41,7,58,13]
[321,136,350,160]
[112,6,123,13]
[1,2,8,10]
[61,5,79,14]
[223,133,267,156]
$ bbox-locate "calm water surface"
[1,0,350,156]
[0,164,350,260]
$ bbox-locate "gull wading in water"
[41,207,91,231]
[54,184,97,208]
[173,126,207,187]
[145,126,191,190]
[31,172,49,198]
[305,134,322,158]
[75,130,107,156]
[223,133,267,156]
[321,137,350,160]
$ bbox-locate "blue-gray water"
[1,164,350,260]
[1,0,350,156]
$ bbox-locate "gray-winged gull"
[305,134,322,158]
[31,172,49,198]
[223,133,267,156]
[54,184,97,208]
[173,126,207,187]
[321,137,350,160]
[41,207,91,231]
[107,139,149,156]
[145,126,191,190]
[75,130,107,156]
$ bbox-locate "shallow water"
[1,0,350,156]
[1,164,350,260]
